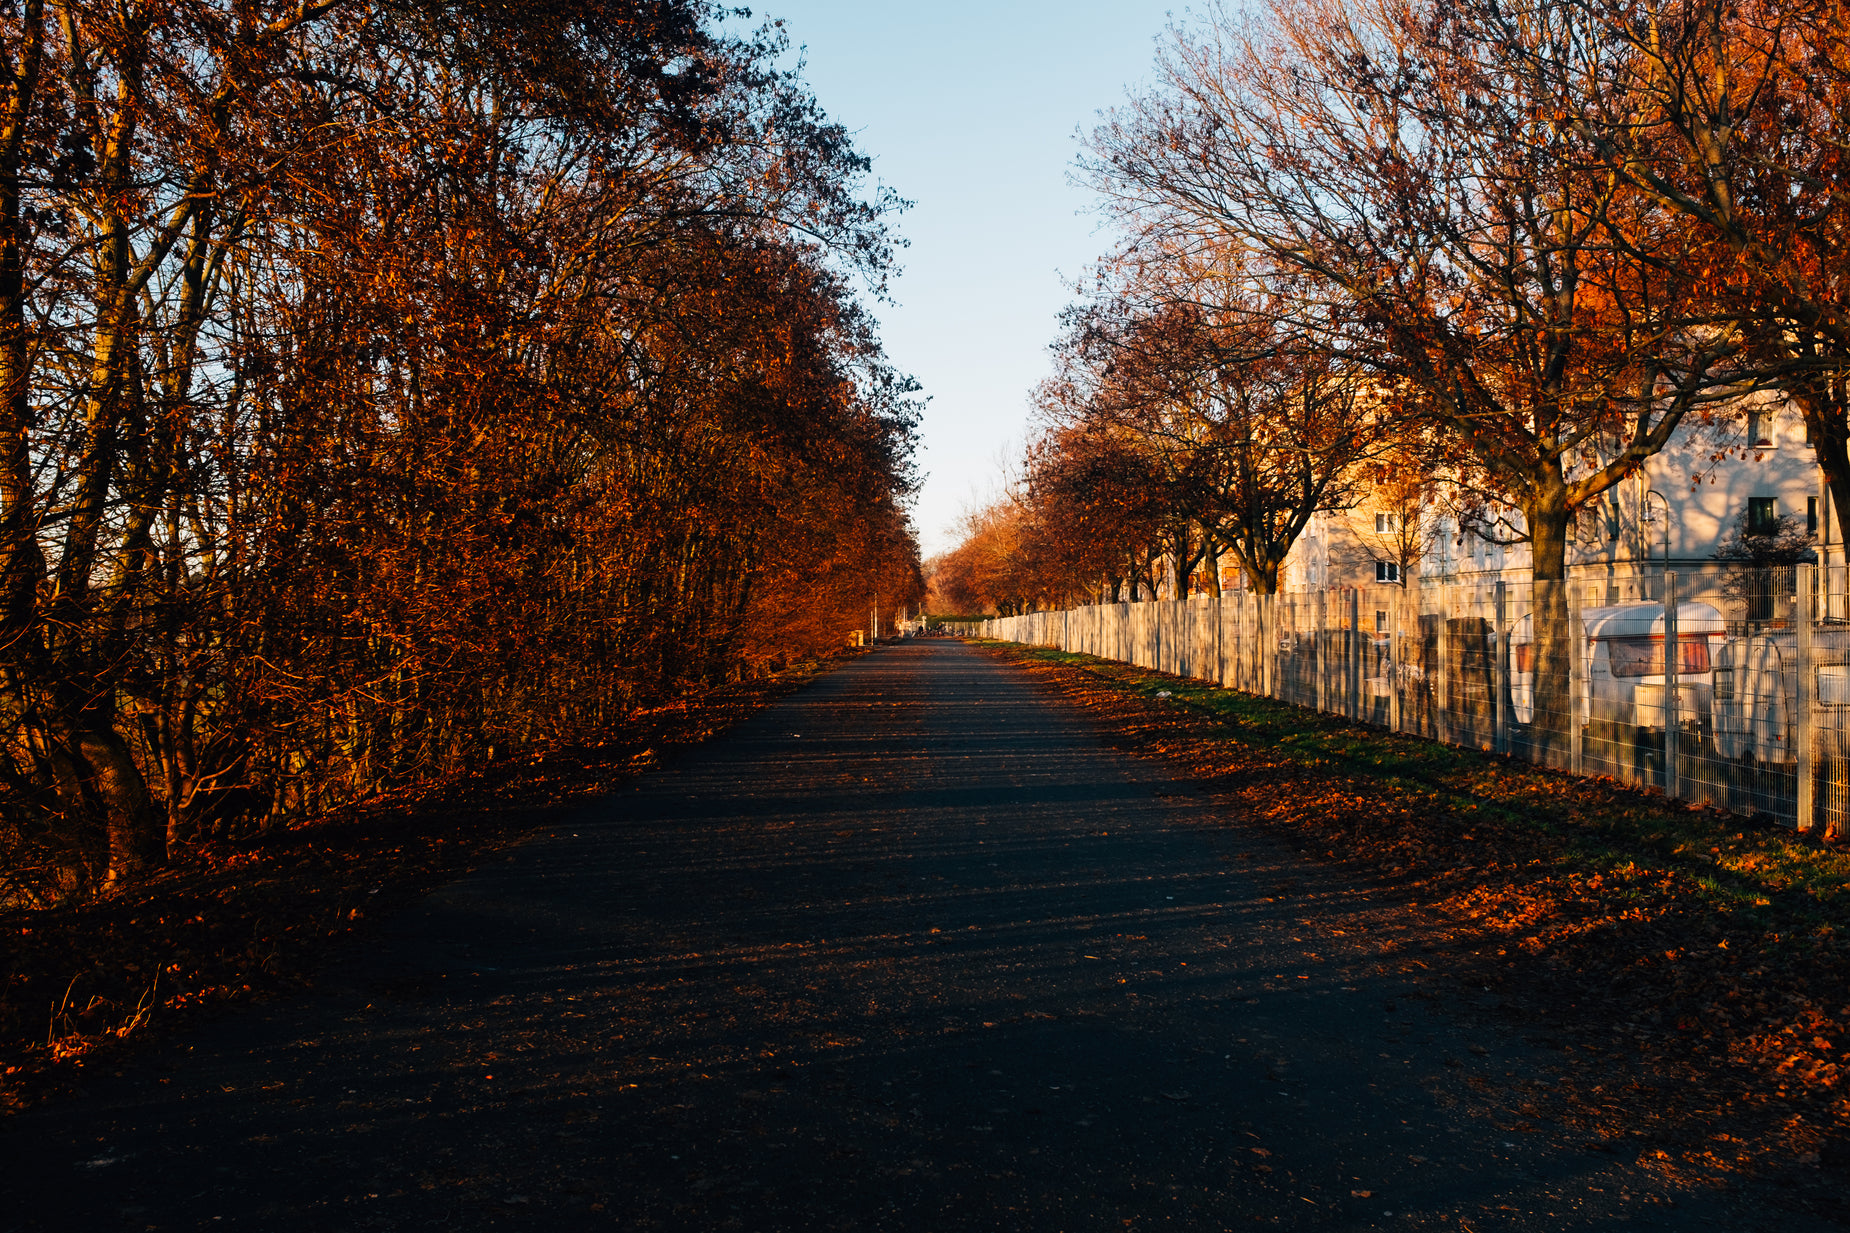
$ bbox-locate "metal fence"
[961,564,1850,836]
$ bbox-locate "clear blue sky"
[743,2,1179,556]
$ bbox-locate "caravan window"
[1679,637,1712,674]
[1513,643,1534,674]
[1607,636,1712,677]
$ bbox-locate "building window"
[1747,497,1778,536]
[1374,512,1398,534]
[1748,407,1774,447]
[1375,560,1400,583]
[1810,496,1820,534]
[1375,609,1389,633]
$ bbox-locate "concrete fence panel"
[968,566,1848,835]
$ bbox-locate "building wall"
[1276,398,1833,593]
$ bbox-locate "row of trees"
[0,1,923,899]
[941,0,1850,731]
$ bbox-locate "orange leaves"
[1083,0,1749,563]
[0,0,918,898]
[990,640,1850,1178]
[0,661,819,1112]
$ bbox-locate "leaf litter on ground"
[0,653,853,1114]
[978,639,1850,1212]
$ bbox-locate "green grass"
[994,641,1850,936]
[923,613,988,630]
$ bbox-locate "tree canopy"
[0,0,923,897]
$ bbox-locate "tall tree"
[1501,0,1850,537]
[1085,0,1735,745]
[1086,0,1738,580]
[0,2,921,896]
[1040,264,1374,595]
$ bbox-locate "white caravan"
[1712,635,1794,765]
[1510,602,1726,734]
[1713,627,1850,765]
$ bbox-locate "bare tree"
[1039,262,1375,595]
[1085,0,1738,746]
[1085,0,1747,578]
[1505,0,1850,543]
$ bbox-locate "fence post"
[1268,593,1278,698]
[1232,592,1242,689]
[1217,594,1228,688]
[1389,588,1401,734]
[1264,591,1273,697]
[1569,582,1584,776]
[1316,591,1328,714]
[1354,588,1369,714]
[1156,600,1166,673]
[1415,573,1428,737]
[1437,585,1451,746]
[1235,593,1246,691]
[1213,593,1223,685]
[1335,590,1345,717]
[1664,571,1679,801]
[1285,593,1296,702]
[1798,563,1815,832]
[1234,592,1244,690]
[1230,592,1240,690]
[1251,592,1262,695]
[1258,592,1272,696]
[1251,591,1261,694]
[1494,580,1508,755]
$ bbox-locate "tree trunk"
[1791,382,1850,557]
[88,720,162,882]
[1528,494,1575,764]
[1249,557,1282,595]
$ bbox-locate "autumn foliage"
[0,1,922,899]
[948,0,1850,635]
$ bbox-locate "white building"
[1278,398,1834,597]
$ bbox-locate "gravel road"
[3,639,1835,1231]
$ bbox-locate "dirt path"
[2,640,1834,1231]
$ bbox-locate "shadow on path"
[4,641,1832,1231]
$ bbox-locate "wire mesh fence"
[964,564,1850,836]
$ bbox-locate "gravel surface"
[3,639,1836,1231]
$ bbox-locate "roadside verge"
[0,652,856,1114]
[976,639,1850,1214]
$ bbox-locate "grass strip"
[980,639,1850,1199]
